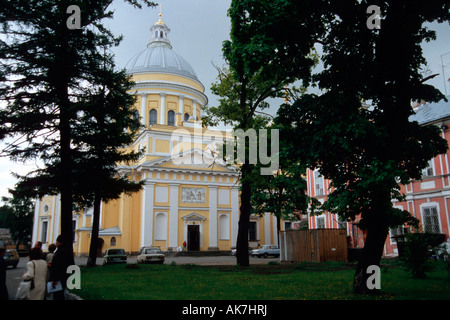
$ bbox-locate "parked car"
[435,241,450,260]
[231,248,253,256]
[103,248,127,265]
[137,247,165,264]
[252,245,280,258]
[4,249,19,268]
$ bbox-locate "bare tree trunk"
[87,193,101,267]
[58,82,75,267]
[353,193,389,294]
[236,163,251,267]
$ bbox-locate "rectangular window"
[316,216,325,229]
[248,221,257,241]
[41,221,48,243]
[315,170,324,196]
[422,160,434,178]
[389,226,405,237]
[423,206,440,233]
[337,220,347,230]
[389,225,406,244]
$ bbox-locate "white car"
[436,241,450,260]
[252,245,280,258]
[231,248,253,256]
[137,247,165,264]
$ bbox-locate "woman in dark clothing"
[49,235,73,300]
[0,247,8,300]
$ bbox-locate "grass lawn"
[71,260,450,300]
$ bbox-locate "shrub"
[401,232,444,279]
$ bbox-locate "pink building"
[305,97,450,256]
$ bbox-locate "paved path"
[75,254,279,266]
[6,254,279,300]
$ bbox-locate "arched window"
[154,213,167,240]
[149,109,157,125]
[218,214,230,240]
[168,110,175,126]
[184,113,190,121]
[110,237,116,246]
[160,31,164,38]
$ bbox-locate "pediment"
[98,226,122,236]
[181,212,206,221]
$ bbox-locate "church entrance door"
[187,225,200,251]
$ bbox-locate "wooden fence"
[280,229,348,263]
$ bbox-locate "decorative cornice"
[131,81,207,105]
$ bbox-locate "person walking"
[0,247,8,300]
[22,247,48,300]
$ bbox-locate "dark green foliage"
[401,232,446,279]
[0,190,34,245]
[0,0,156,262]
[203,0,326,267]
[249,121,313,238]
[274,0,449,293]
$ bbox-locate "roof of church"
[125,13,199,82]
[410,96,450,124]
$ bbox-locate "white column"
[169,183,179,249]
[231,185,239,248]
[141,182,155,247]
[53,194,61,242]
[32,198,40,245]
[178,95,184,115]
[208,185,218,250]
[193,100,197,120]
[160,92,166,125]
[177,95,184,126]
[272,215,278,247]
[99,201,103,230]
[82,208,87,228]
[264,212,271,245]
[140,93,147,127]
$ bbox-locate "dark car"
[4,249,20,268]
[103,248,127,265]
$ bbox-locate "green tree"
[71,69,144,267]
[0,189,34,246]
[275,0,449,293]
[249,122,313,243]
[203,0,326,266]
[14,63,145,266]
[0,0,155,264]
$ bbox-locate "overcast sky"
[1,0,449,200]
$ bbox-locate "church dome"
[125,13,198,82]
[125,46,198,80]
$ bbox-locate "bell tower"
[149,10,172,49]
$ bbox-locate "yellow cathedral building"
[31,13,279,256]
